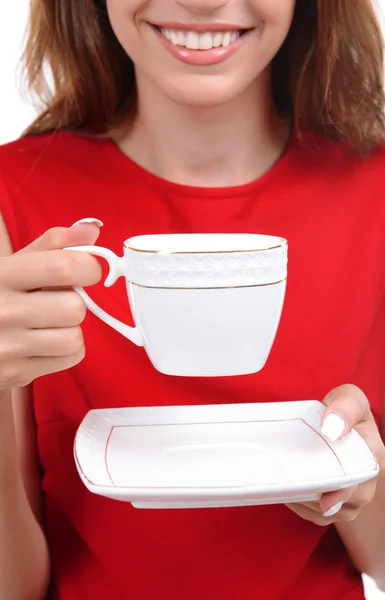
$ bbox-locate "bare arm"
[0,208,102,600]
[335,396,385,590]
[0,390,51,600]
[0,213,51,600]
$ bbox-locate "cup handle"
[63,245,144,347]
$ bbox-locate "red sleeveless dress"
[0,131,384,600]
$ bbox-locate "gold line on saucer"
[129,278,287,290]
[73,427,116,488]
[73,416,349,490]
[302,419,345,473]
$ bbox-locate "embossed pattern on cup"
[125,234,287,288]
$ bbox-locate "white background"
[0,2,384,599]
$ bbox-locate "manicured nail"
[71,218,104,228]
[323,501,343,518]
[321,413,346,442]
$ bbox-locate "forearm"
[0,390,51,600]
[335,468,385,590]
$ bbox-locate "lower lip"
[152,26,250,66]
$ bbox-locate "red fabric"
[0,130,384,600]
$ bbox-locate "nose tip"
[175,0,230,13]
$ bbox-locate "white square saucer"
[74,401,379,509]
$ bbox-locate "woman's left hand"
[286,384,385,525]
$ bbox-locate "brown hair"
[23,0,385,154]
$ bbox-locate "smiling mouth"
[151,25,252,50]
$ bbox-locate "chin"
[159,78,252,108]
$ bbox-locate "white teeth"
[186,31,200,50]
[222,31,231,47]
[212,33,222,48]
[159,28,241,50]
[199,32,213,50]
[176,31,186,45]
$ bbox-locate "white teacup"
[66,234,288,377]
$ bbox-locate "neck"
[114,69,291,188]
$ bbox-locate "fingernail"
[321,413,346,442]
[323,501,343,518]
[71,218,104,228]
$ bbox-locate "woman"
[0,0,384,598]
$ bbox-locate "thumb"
[16,218,104,254]
[320,384,371,442]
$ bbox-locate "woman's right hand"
[0,222,103,389]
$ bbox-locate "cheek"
[106,0,145,49]
[253,0,296,28]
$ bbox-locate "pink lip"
[152,26,251,66]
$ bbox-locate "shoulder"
[0,132,113,185]
[287,132,385,215]
[296,132,385,181]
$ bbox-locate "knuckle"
[91,257,103,284]
[0,361,24,388]
[351,392,366,416]
[44,227,66,248]
[315,516,330,527]
[0,291,20,327]
[0,339,19,363]
[347,383,367,399]
[68,292,87,323]
[78,344,86,361]
[70,344,86,366]
[356,489,375,507]
[340,507,360,522]
[82,255,102,285]
[0,305,14,328]
[46,253,74,285]
[347,384,369,412]
[66,327,84,354]
[0,329,26,364]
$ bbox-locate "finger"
[323,480,378,513]
[286,502,358,525]
[0,327,85,360]
[319,486,357,516]
[13,290,86,329]
[16,220,102,255]
[0,348,86,388]
[287,501,321,513]
[29,347,86,377]
[320,384,371,441]
[287,488,353,516]
[286,503,331,525]
[0,249,102,291]
[25,327,84,357]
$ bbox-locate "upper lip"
[151,22,252,32]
